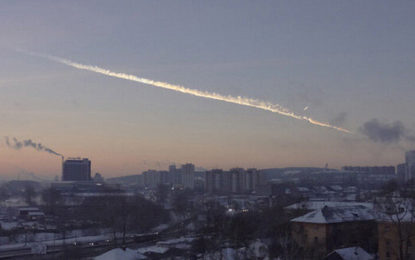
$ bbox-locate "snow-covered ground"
[137,245,169,255]
[93,237,270,260]
[0,234,111,251]
[0,221,18,230]
[0,228,111,245]
[151,223,168,232]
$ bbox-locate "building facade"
[62,158,91,181]
[205,168,264,194]
[291,205,377,259]
[378,221,415,260]
[181,163,195,189]
[405,151,415,182]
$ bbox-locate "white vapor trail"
[28,51,350,133]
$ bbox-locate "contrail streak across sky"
[27,51,351,133]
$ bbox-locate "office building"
[62,158,91,181]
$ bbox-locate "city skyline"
[1,1,415,177]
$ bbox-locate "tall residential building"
[143,170,160,188]
[205,169,224,193]
[230,168,245,193]
[205,168,264,194]
[405,151,415,182]
[62,158,91,181]
[169,164,181,185]
[397,163,407,184]
[245,168,259,192]
[181,163,195,189]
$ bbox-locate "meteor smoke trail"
[27,51,350,133]
[5,137,63,158]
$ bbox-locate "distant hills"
[260,167,335,179]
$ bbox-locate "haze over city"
[1,1,415,178]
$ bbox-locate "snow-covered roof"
[0,221,18,231]
[28,212,45,216]
[18,207,40,212]
[330,185,343,191]
[285,201,374,210]
[344,186,358,193]
[291,205,375,224]
[327,247,373,260]
[94,248,146,260]
[137,245,169,255]
[156,237,195,246]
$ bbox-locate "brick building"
[291,205,377,259]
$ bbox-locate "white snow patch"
[95,248,146,260]
[138,245,169,255]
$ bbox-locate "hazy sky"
[1,1,414,178]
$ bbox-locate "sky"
[0,0,414,178]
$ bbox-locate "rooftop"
[291,205,375,224]
[286,201,374,210]
[326,247,373,260]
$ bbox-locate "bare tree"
[376,195,415,260]
[41,187,62,215]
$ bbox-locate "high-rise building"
[160,171,170,185]
[205,169,224,193]
[62,158,91,181]
[169,164,181,185]
[230,168,245,193]
[245,168,259,192]
[405,151,415,182]
[397,163,407,184]
[181,163,195,189]
[143,170,160,188]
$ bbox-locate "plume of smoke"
[359,119,415,144]
[24,51,351,133]
[5,137,63,158]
